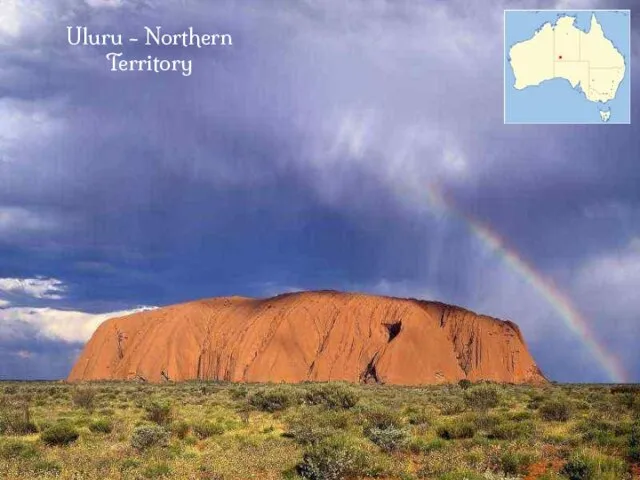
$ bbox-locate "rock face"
[68,291,546,384]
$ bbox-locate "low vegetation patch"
[0,381,637,479]
[303,383,360,409]
[72,387,96,411]
[436,420,477,439]
[130,425,169,450]
[464,384,500,411]
[144,398,173,425]
[248,386,301,412]
[40,423,80,446]
[539,397,572,422]
[89,418,113,434]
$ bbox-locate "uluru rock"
[68,291,546,384]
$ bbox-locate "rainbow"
[426,184,627,383]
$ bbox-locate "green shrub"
[560,455,592,480]
[575,418,628,448]
[89,418,113,434]
[144,398,173,425]
[0,397,38,435]
[438,396,466,415]
[304,383,359,409]
[365,425,409,452]
[630,421,640,462]
[458,379,472,390]
[508,410,533,421]
[229,386,248,400]
[499,450,535,475]
[3,385,18,395]
[610,385,639,394]
[361,406,402,430]
[560,452,627,480]
[405,406,431,426]
[540,398,571,422]
[40,423,80,446]
[297,436,376,480]
[248,386,300,412]
[285,409,352,446]
[130,425,169,450]
[0,439,39,459]
[464,385,500,411]
[437,471,485,480]
[489,420,534,440]
[6,418,38,435]
[31,460,62,476]
[171,420,189,439]
[436,421,476,440]
[72,388,96,411]
[192,421,225,439]
[408,437,445,454]
[143,462,171,478]
[285,423,334,446]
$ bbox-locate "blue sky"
[0,0,638,382]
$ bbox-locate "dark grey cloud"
[0,0,638,381]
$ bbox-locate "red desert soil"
[68,290,546,385]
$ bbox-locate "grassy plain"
[1,381,639,479]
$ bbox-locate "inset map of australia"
[504,10,630,124]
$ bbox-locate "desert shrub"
[89,418,113,434]
[436,421,476,440]
[458,379,472,390]
[4,418,38,435]
[405,405,431,426]
[0,439,39,459]
[229,386,248,400]
[360,405,402,430]
[560,452,627,480]
[171,420,189,439]
[540,398,571,422]
[285,408,353,445]
[3,385,18,395]
[610,385,640,394]
[527,391,546,410]
[560,456,593,480]
[408,437,445,454]
[40,423,80,446]
[439,472,489,480]
[499,450,535,475]
[365,425,410,452]
[614,392,638,410]
[469,412,500,430]
[143,462,171,478]
[130,425,169,450]
[0,396,38,435]
[630,421,640,462]
[144,398,173,425]
[303,383,359,409]
[464,385,500,411]
[489,420,534,440]
[72,388,96,410]
[192,421,225,439]
[286,424,334,445]
[297,436,378,480]
[31,460,62,476]
[248,386,301,412]
[574,418,629,448]
[439,396,467,415]
[507,410,533,421]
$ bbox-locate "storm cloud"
[0,0,638,382]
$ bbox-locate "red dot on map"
[559,55,563,59]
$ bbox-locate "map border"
[503,9,631,125]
